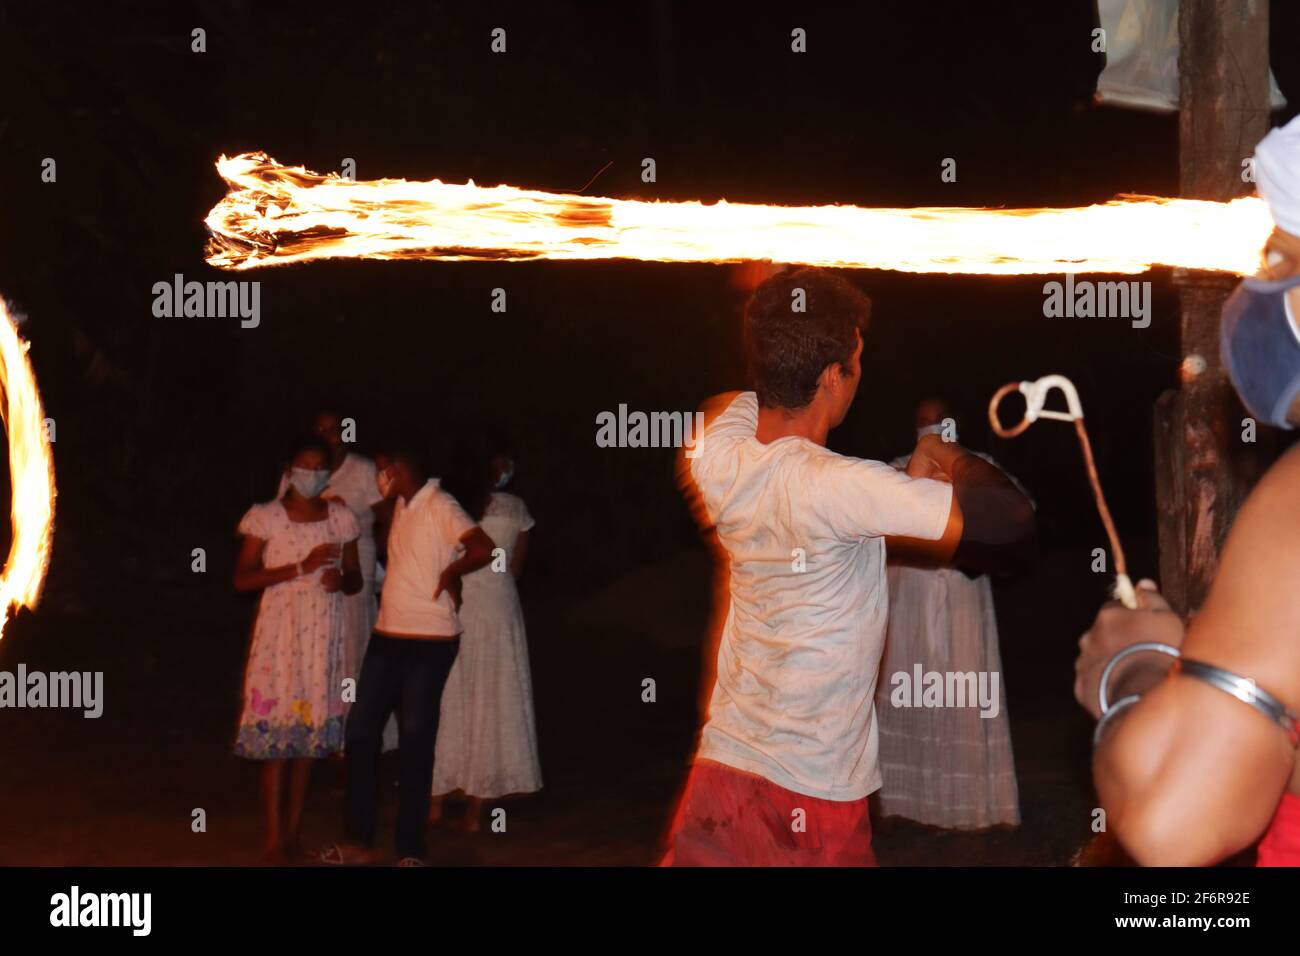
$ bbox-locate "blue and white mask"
[1220,272,1300,430]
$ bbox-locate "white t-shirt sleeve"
[516,496,536,532]
[433,490,477,545]
[358,459,384,509]
[689,392,757,488]
[814,456,954,541]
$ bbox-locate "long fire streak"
[205,152,1273,275]
[0,298,54,640]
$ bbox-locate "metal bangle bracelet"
[1097,641,1182,714]
[1093,693,1141,747]
[1093,643,1300,750]
[1177,657,1300,747]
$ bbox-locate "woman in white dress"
[236,435,361,861]
[874,403,1022,830]
[430,453,542,831]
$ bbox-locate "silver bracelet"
[1093,642,1180,747]
[1093,642,1300,749]
[1177,658,1300,747]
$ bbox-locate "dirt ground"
[0,543,1105,866]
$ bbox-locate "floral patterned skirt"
[235,581,345,760]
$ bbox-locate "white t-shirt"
[690,392,954,801]
[374,479,476,638]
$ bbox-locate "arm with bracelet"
[1075,446,1300,865]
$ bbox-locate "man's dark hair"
[743,267,871,409]
[377,438,430,480]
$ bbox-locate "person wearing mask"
[235,434,362,862]
[324,442,495,866]
[1076,116,1300,866]
[430,452,543,831]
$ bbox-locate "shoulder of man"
[692,391,756,462]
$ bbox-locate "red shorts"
[661,759,877,866]
[1257,792,1300,866]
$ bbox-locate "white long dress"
[432,492,542,799]
[874,454,1021,829]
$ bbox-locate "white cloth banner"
[1095,0,1286,112]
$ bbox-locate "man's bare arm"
[886,435,1034,571]
[1085,446,1300,865]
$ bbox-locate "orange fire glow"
[205,152,1272,275]
[0,298,54,640]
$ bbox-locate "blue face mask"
[495,460,514,489]
[289,467,330,499]
[1220,273,1300,430]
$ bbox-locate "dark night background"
[0,1,1296,864]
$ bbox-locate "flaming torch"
[0,298,54,640]
[205,152,1272,275]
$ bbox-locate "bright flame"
[205,152,1273,275]
[0,298,55,640]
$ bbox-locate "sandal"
[395,856,426,867]
[320,842,384,865]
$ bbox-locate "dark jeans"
[344,632,460,860]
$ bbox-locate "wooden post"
[1155,0,1271,616]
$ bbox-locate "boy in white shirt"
[664,267,1034,865]
[329,442,495,865]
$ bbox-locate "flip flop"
[395,856,426,867]
[320,842,383,865]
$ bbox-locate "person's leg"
[260,760,286,861]
[394,638,460,860]
[663,759,877,867]
[343,634,403,850]
[465,795,483,833]
[428,793,444,824]
[284,758,313,855]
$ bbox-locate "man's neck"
[755,402,833,447]
[397,478,425,503]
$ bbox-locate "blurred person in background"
[875,398,1024,831]
[430,450,543,831]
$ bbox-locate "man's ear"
[816,362,841,394]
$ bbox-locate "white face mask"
[376,467,395,499]
[289,467,330,499]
